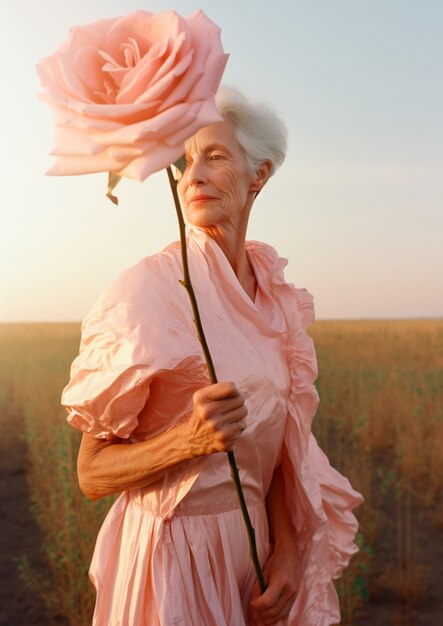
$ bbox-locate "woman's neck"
[200,224,257,301]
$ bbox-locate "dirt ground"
[1,408,442,626]
[0,407,56,626]
[350,504,443,626]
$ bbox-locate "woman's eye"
[209,154,223,161]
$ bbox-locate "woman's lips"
[189,195,218,204]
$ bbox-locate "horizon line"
[1,317,442,325]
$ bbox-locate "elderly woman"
[62,88,363,626]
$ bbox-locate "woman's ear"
[250,160,272,193]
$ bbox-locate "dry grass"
[0,323,113,626]
[1,319,442,625]
[309,319,443,623]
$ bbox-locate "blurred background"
[1,0,442,322]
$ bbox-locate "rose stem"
[166,166,267,594]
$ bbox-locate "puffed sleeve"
[62,302,154,439]
[61,248,201,440]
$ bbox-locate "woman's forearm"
[77,422,197,501]
[250,466,300,622]
[266,465,299,553]
[77,381,248,501]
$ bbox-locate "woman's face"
[177,121,259,231]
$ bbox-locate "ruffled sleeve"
[251,242,363,625]
[279,287,363,625]
[61,246,200,440]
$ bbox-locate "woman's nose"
[187,158,208,185]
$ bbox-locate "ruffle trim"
[247,241,363,626]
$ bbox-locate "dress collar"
[188,227,287,336]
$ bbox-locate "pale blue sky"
[0,0,442,321]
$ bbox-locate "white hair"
[215,86,288,177]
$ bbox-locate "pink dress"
[62,227,363,626]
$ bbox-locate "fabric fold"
[63,227,363,625]
[257,247,364,625]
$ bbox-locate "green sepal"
[173,155,186,175]
[107,172,122,205]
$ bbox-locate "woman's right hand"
[77,382,248,501]
[187,382,248,456]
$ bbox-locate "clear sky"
[0,0,442,321]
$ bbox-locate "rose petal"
[147,32,189,85]
[46,103,122,131]
[106,11,181,56]
[158,11,228,111]
[101,11,162,61]
[133,49,194,105]
[50,126,105,156]
[117,141,183,181]
[39,71,157,125]
[185,10,229,100]
[71,99,161,124]
[107,145,143,160]
[89,102,192,145]
[57,26,112,101]
[72,47,110,100]
[39,18,123,104]
[117,33,190,105]
[46,150,130,176]
[145,11,183,45]
[70,17,118,41]
[114,51,162,104]
[161,100,223,147]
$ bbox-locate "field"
[0,320,442,625]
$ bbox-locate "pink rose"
[37,10,228,181]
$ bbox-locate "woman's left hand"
[249,547,298,625]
